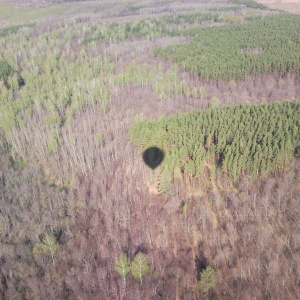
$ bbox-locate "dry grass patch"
[258,0,300,13]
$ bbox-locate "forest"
[154,14,300,80]
[0,0,299,299]
[130,100,300,191]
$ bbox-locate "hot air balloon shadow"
[143,147,165,170]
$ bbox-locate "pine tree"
[199,266,217,293]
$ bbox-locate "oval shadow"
[143,147,165,170]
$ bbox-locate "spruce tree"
[199,266,217,293]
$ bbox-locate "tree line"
[82,11,233,44]
[230,0,268,10]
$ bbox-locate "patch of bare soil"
[258,0,300,14]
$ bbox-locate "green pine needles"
[199,266,217,293]
[154,14,300,80]
[230,0,268,10]
[130,100,300,190]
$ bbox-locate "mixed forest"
[0,0,299,299]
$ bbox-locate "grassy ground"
[0,3,79,24]
[0,0,130,25]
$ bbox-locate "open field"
[0,1,83,25]
[259,0,300,13]
[0,0,277,26]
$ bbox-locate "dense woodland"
[130,100,300,192]
[0,0,299,299]
[154,14,300,80]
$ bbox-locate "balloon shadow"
[143,147,165,170]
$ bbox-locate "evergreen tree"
[199,266,217,293]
